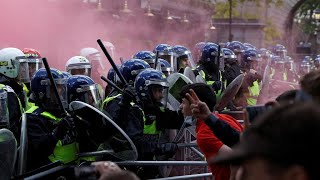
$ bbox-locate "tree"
[213,0,283,19]
[296,0,320,35]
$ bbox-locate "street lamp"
[166,10,173,20]
[182,14,190,23]
[145,5,154,17]
[96,0,105,11]
[210,20,216,30]
[120,1,132,14]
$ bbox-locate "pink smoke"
[0,0,205,72]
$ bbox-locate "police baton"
[217,44,221,66]
[97,39,128,85]
[101,76,122,93]
[42,58,68,116]
[154,51,159,70]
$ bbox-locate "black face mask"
[204,59,219,73]
[41,98,64,118]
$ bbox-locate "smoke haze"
[0,0,205,71]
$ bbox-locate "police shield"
[257,65,271,104]
[215,74,244,112]
[0,128,17,180]
[69,101,138,161]
[195,74,206,83]
[167,73,193,111]
[183,67,196,83]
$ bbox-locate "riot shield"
[69,101,138,161]
[0,128,17,180]
[18,113,27,175]
[257,65,271,104]
[195,74,206,83]
[183,67,196,83]
[167,73,193,111]
[215,74,244,112]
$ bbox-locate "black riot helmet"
[200,42,223,72]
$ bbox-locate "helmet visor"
[177,51,196,69]
[144,59,155,68]
[159,54,178,72]
[76,84,101,108]
[301,63,311,74]
[161,67,173,77]
[17,60,30,83]
[146,79,169,105]
[28,58,43,78]
[149,85,169,107]
[249,60,261,70]
[69,67,92,77]
[42,78,68,109]
[275,50,287,59]
[0,90,9,128]
[89,53,105,71]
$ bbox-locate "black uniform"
[0,85,22,140]
[0,76,26,109]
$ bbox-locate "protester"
[299,69,320,103]
[179,83,243,180]
[212,102,320,180]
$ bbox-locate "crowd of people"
[1,40,320,180]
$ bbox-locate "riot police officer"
[153,44,178,72]
[193,43,224,98]
[240,49,262,106]
[0,84,22,140]
[221,48,241,86]
[0,47,28,109]
[172,45,195,73]
[26,68,77,171]
[133,51,156,68]
[156,58,174,77]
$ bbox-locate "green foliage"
[263,19,282,45]
[239,0,283,7]
[213,0,283,19]
[296,0,320,35]
[214,0,239,19]
[243,12,260,19]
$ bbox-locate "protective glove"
[52,116,76,140]
[120,85,136,106]
[156,142,178,158]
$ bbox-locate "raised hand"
[185,89,212,120]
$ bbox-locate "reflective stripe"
[199,70,223,98]
[144,120,158,134]
[102,94,121,109]
[40,111,61,122]
[143,108,159,135]
[25,100,35,111]
[48,141,78,164]
[26,106,77,164]
[25,106,39,114]
[247,81,260,106]
[283,69,287,81]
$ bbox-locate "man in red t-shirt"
[180,83,243,180]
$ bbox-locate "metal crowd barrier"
[149,173,213,180]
